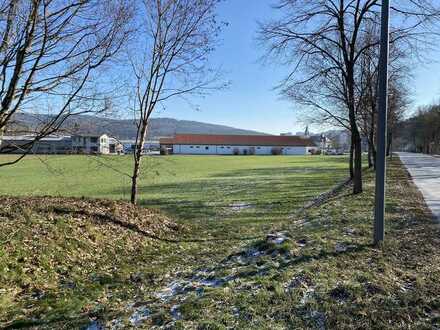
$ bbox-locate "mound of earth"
[0,196,181,328]
[0,196,180,239]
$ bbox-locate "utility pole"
[374,0,390,245]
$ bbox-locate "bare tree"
[396,104,440,154]
[128,0,224,204]
[0,0,132,166]
[356,25,410,168]
[259,0,440,194]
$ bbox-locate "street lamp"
[374,0,390,245]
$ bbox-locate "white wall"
[172,144,309,155]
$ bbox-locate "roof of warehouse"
[160,134,316,147]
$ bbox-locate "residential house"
[72,134,109,154]
[109,137,124,154]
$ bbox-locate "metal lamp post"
[374,0,390,245]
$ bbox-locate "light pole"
[374,0,390,245]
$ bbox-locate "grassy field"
[0,154,350,328]
[1,154,439,329]
[0,155,349,239]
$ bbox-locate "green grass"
[1,155,439,329]
[0,155,349,238]
[137,158,439,329]
[0,154,349,328]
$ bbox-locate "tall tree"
[128,0,224,204]
[259,0,440,194]
[0,0,131,166]
[356,25,410,168]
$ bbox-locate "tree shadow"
[107,167,348,224]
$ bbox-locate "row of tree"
[395,104,440,155]
[259,0,440,194]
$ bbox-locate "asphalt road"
[397,152,440,220]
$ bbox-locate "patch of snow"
[109,318,124,330]
[310,311,326,330]
[229,202,253,212]
[344,227,356,236]
[266,232,289,245]
[250,249,264,257]
[155,281,191,301]
[171,305,182,320]
[198,278,225,288]
[129,306,151,326]
[232,307,240,318]
[300,287,315,305]
[335,243,356,253]
[335,243,348,253]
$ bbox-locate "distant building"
[120,140,160,154]
[0,135,72,154]
[0,133,132,155]
[160,134,318,155]
[310,134,332,152]
[109,137,124,155]
[72,134,109,154]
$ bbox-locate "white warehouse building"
[160,134,318,155]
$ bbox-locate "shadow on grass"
[107,167,348,224]
[208,167,348,179]
[51,207,261,243]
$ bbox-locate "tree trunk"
[130,121,149,205]
[352,130,363,194]
[386,132,392,157]
[346,65,363,194]
[369,108,376,169]
[349,140,354,179]
[131,156,141,204]
[368,141,373,168]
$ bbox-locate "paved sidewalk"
[397,152,440,220]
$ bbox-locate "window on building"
[190,146,194,148]
[196,146,200,148]
[205,146,209,150]
[90,137,98,143]
[257,147,261,149]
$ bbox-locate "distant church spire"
[304,125,310,136]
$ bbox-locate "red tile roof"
[160,134,316,147]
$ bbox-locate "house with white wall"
[72,134,109,154]
[160,134,318,155]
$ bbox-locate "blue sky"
[153,0,440,135]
